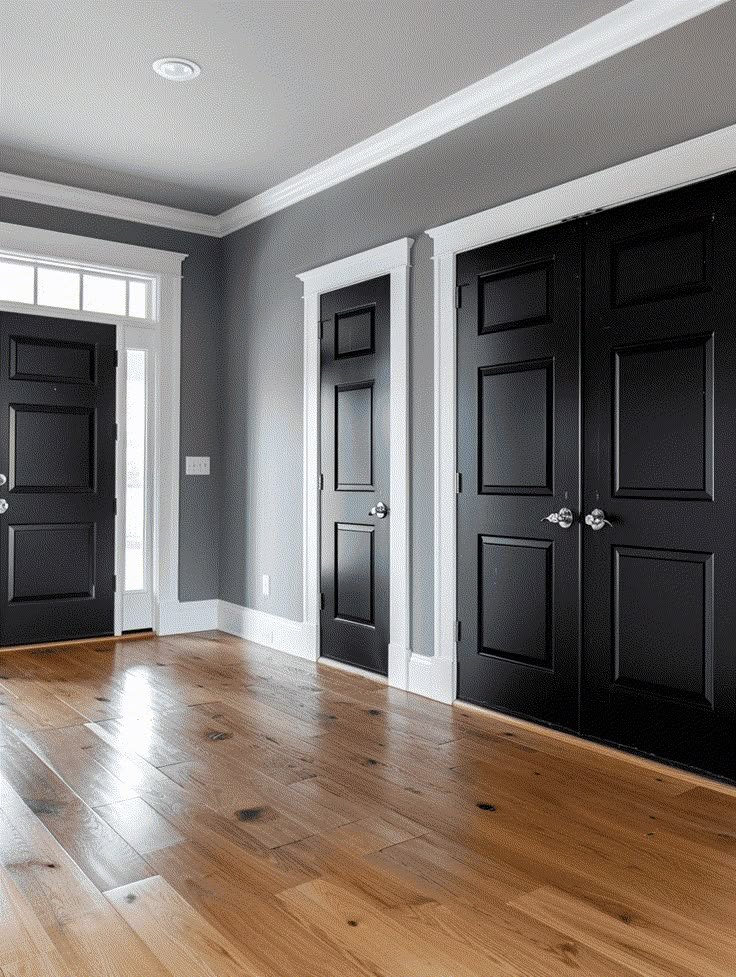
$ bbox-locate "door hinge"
[319,473,324,491]
[318,320,324,340]
[455,620,462,642]
[455,285,463,309]
[320,592,325,610]
[456,472,462,494]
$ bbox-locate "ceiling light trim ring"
[153,58,201,82]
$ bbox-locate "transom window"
[0,252,155,320]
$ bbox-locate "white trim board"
[218,601,313,660]
[297,237,414,690]
[426,124,736,706]
[0,221,194,639]
[0,0,727,237]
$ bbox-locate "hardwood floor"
[0,631,734,976]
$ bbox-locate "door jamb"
[297,237,413,687]
[0,222,187,638]
[426,123,736,706]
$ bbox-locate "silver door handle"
[369,501,388,519]
[0,499,7,515]
[541,507,574,529]
[0,473,6,487]
[585,508,612,531]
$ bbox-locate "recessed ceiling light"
[153,58,201,81]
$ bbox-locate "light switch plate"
[185,456,210,476]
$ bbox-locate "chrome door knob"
[585,508,612,531]
[0,473,6,487]
[369,501,388,519]
[0,499,7,515]
[541,507,574,529]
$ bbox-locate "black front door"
[0,313,116,647]
[582,177,736,778]
[320,276,390,675]
[456,223,581,728]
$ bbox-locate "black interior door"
[320,276,390,674]
[0,313,116,647]
[582,175,736,779]
[456,223,581,728]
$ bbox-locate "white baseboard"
[217,601,317,661]
[407,652,455,704]
[214,601,454,702]
[157,599,219,636]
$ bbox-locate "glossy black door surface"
[0,313,116,646]
[320,276,390,674]
[582,175,736,778]
[456,223,582,728]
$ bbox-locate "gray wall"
[0,197,222,601]
[219,8,736,657]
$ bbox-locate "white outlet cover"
[185,456,210,475]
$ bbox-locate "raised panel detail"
[613,547,713,705]
[10,337,95,384]
[611,219,710,307]
[10,406,95,493]
[479,260,552,334]
[335,523,374,626]
[8,523,95,602]
[614,335,713,499]
[335,306,374,358]
[479,360,552,494]
[335,382,373,491]
[479,536,552,667]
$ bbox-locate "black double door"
[0,313,116,647]
[457,172,736,779]
[320,276,390,675]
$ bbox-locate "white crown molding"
[0,0,727,238]
[0,171,221,237]
[217,0,727,235]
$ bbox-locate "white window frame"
[426,123,736,705]
[297,238,413,689]
[0,221,187,637]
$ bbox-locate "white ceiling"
[0,0,628,213]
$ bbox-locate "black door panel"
[320,277,390,675]
[456,223,582,729]
[581,176,736,779]
[0,313,116,646]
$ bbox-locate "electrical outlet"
[185,456,210,476]
[262,574,270,597]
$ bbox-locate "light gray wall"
[219,7,736,657]
[0,197,222,602]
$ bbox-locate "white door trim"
[0,221,189,638]
[297,237,413,687]
[426,123,736,705]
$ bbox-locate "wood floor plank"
[105,876,262,977]
[94,797,185,854]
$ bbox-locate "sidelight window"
[124,349,148,593]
